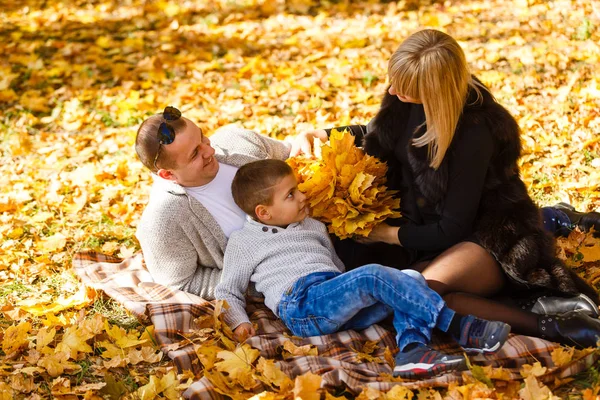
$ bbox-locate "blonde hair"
[388,29,485,169]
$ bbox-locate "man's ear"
[157,169,176,181]
[255,205,271,223]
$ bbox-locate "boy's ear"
[255,205,271,222]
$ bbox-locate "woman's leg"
[420,242,539,336]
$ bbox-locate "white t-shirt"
[185,163,247,238]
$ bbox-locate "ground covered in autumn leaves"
[1,0,600,398]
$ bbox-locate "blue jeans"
[277,264,455,351]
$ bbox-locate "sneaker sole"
[463,323,511,354]
[393,358,467,378]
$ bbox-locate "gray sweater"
[135,127,291,299]
[215,217,346,329]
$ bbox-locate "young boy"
[215,159,511,379]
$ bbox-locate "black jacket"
[360,80,597,300]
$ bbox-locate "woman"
[295,29,600,348]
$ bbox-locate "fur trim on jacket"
[363,79,597,301]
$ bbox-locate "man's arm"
[212,127,291,161]
[136,212,222,299]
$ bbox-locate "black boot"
[538,311,600,349]
[525,293,600,317]
[553,202,600,237]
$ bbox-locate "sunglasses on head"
[153,106,182,170]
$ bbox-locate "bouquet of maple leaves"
[287,129,401,239]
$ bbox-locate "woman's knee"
[442,292,460,309]
[421,241,506,296]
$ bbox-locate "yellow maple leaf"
[104,320,147,348]
[0,382,14,399]
[40,312,71,327]
[97,341,123,359]
[519,375,561,400]
[351,340,384,364]
[51,376,71,395]
[551,346,575,367]
[37,351,81,377]
[103,354,128,369]
[356,386,383,400]
[36,326,56,352]
[579,243,600,262]
[128,346,163,365]
[282,340,318,358]
[20,285,97,316]
[56,326,93,358]
[196,342,222,370]
[37,233,67,252]
[215,344,260,390]
[136,370,179,400]
[256,357,293,392]
[293,372,321,400]
[288,129,401,238]
[384,385,414,399]
[10,373,36,394]
[520,361,547,378]
[249,392,287,400]
[480,365,511,381]
[2,321,31,355]
[81,314,105,337]
[213,300,237,350]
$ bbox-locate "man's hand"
[289,129,328,157]
[233,323,256,342]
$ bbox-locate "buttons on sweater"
[262,227,268,232]
[261,226,279,233]
[272,228,278,233]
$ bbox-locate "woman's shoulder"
[462,83,520,144]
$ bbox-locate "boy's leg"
[287,264,452,349]
[339,303,392,332]
[339,270,425,332]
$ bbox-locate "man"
[135,107,600,300]
[134,107,290,299]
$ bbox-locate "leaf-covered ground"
[1,0,600,398]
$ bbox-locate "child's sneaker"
[393,344,467,379]
[458,315,511,354]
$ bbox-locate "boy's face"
[260,174,309,227]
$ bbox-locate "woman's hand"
[365,223,401,245]
[288,129,328,157]
[233,323,256,342]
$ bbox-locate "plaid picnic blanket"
[73,250,599,398]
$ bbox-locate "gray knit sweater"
[135,127,291,299]
[215,217,346,329]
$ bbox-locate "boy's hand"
[233,323,256,342]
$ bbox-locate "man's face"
[159,117,219,187]
[262,174,309,228]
